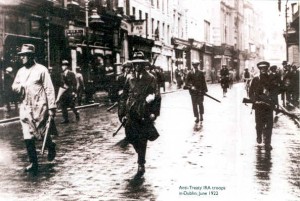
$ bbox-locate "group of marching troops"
[9,42,300,178]
[243,61,299,151]
[12,44,162,178]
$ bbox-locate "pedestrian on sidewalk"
[75,66,85,106]
[185,59,208,123]
[119,51,160,179]
[12,44,57,174]
[249,61,274,151]
[56,60,80,123]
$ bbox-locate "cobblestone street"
[0,83,299,201]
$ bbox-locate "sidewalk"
[0,82,180,124]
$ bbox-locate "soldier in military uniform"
[57,60,80,123]
[249,61,274,150]
[268,65,282,121]
[119,52,160,178]
[185,60,208,123]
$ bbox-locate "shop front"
[171,37,189,71]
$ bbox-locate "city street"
[0,83,299,201]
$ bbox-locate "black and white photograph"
[0,0,299,200]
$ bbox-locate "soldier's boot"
[24,139,38,174]
[46,136,56,162]
[200,114,203,121]
[256,132,262,144]
[135,164,145,179]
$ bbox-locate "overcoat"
[121,71,160,143]
[12,63,56,140]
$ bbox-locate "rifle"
[113,119,127,137]
[183,86,221,103]
[41,116,52,155]
[107,102,118,111]
[242,98,299,120]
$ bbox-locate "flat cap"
[257,61,270,69]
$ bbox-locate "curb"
[0,103,102,125]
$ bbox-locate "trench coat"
[121,71,160,143]
[12,63,56,140]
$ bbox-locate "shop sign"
[131,20,145,36]
[121,20,130,31]
[192,41,203,49]
[65,29,84,37]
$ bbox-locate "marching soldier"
[249,61,274,150]
[12,44,57,174]
[220,64,230,97]
[56,60,80,123]
[268,65,282,121]
[185,60,208,123]
[118,51,160,178]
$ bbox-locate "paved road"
[0,83,299,201]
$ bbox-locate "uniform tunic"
[12,63,56,140]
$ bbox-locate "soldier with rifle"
[117,51,160,178]
[248,61,275,150]
[185,60,208,123]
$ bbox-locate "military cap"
[282,61,287,65]
[133,51,145,59]
[257,61,270,69]
[61,60,69,65]
[6,67,13,72]
[18,44,35,55]
[269,65,277,70]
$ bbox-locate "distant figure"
[220,65,229,97]
[75,66,85,106]
[12,44,57,175]
[3,67,18,114]
[56,60,80,123]
[243,67,251,97]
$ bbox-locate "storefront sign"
[65,29,84,37]
[120,20,130,31]
[131,20,145,36]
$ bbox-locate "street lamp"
[84,0,103,103]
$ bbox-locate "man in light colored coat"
[12,44,57,174]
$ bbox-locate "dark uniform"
[186,60,208,123]
[59,60,80,123]
[119,53,160,178]
[220,65,229,97]
[249,61,274,150]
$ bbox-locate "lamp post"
[84,0,103,103]
[285,0,289,62]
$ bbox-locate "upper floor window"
[204,20,210,42]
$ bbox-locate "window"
[204,20,210,42]
[152,18,154,37]
[132,7,136,17]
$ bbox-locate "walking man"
[119,52,160,178]
[12,44,57,174]
[249,61,274,150]
[185,60,208,123]
[220,64,229,97]
[57,60,80,123]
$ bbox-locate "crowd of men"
[3,43,300,178]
